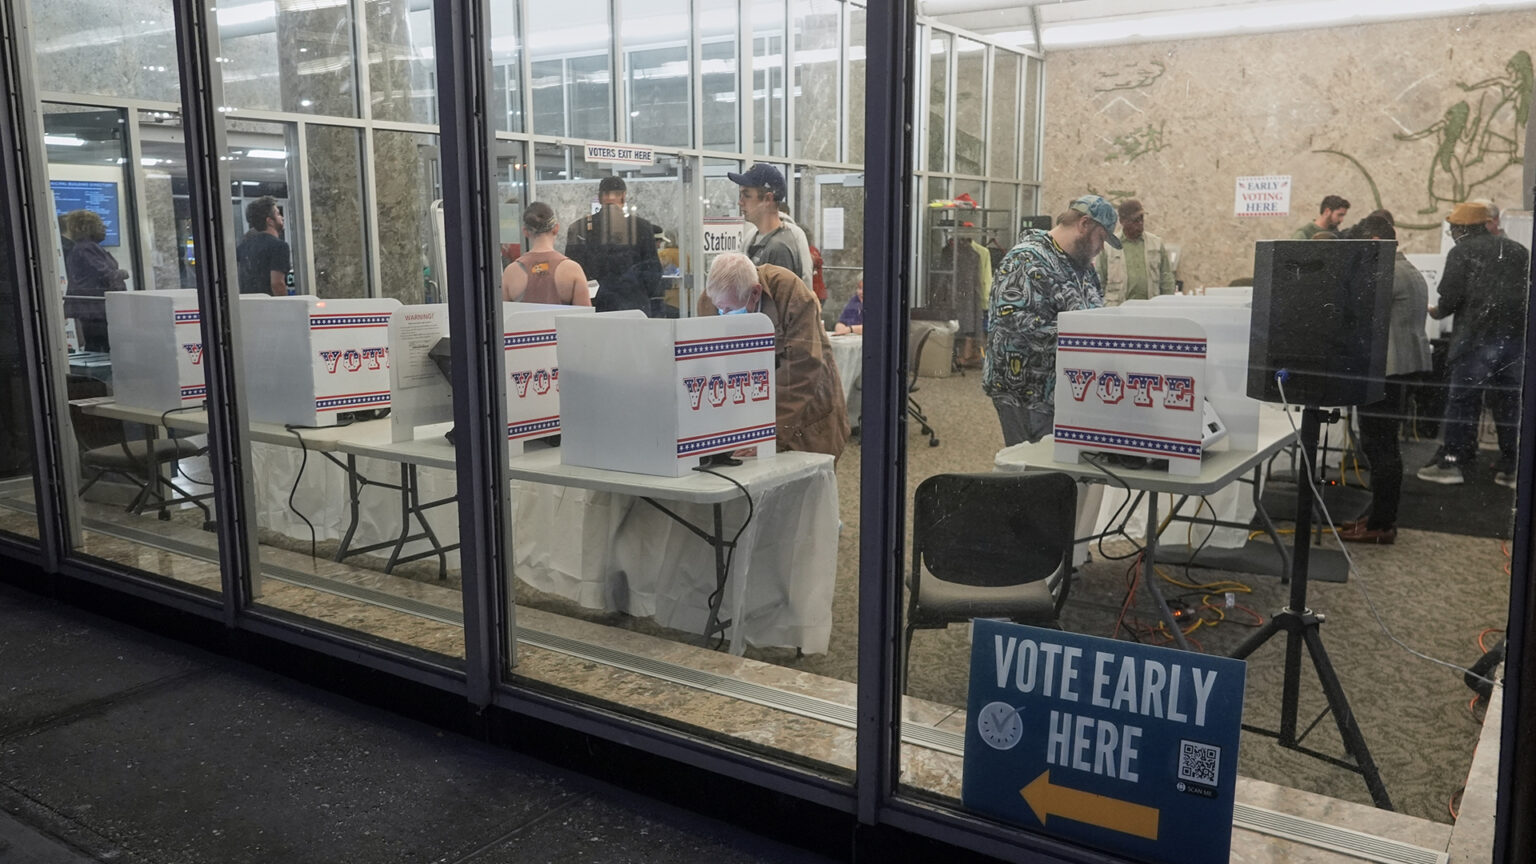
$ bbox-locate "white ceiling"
[920,0,1536,51]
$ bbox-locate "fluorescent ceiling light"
[245,148,288,159]
[44,134,86,146]
[1040,0,1536,48]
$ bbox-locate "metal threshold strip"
[5,498,1450,864]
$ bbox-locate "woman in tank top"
[500,202,593,306]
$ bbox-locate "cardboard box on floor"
[106,289,207,411]
[556,312,777,477]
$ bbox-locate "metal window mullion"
[360,126,384,298]
[838,0,849,164]
[168,0,264,623]
[124,107,159,291]
[353,0,385,299]
[690,0,703,149]
[292,122,319,295]
[0,0,70,571]
[435,0,505,707]
[738,0,751,158]
[784,0,795,162]
[517,0,533,136]
[855,0,911,828]
[613,0,626,143]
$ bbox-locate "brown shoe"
[1338,523,1396,544]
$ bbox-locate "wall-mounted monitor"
[51,179,122,247]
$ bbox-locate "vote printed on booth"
[962,621,1246,864]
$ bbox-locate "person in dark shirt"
[563,176,662,314]
[236,196,291,296]
[1417,201,1530,486]
[834,273,863,334]
[61,209,127,351]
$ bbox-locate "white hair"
[706,252,758,306]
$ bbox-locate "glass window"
[752,0,787,157]
[700,0,739,152]
[989,51,1020,180]
[791,0,840,163]
[1022,56,1041,183]
[366,0,438,125]
[373,130,441,304]
[30,0,180,104]
[489,0,524,133]
[36,98,226,594]
[624,0,692,148]
[305,124,369,298]
[217,0,360,117]
[527,0,613,141]
[926,31,951,173]
[953,38,985,176]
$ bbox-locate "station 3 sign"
[962,621,1245,864]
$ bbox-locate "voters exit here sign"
[1234,174,1291,217]
[961,621,1245,864]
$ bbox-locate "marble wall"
[1040,11,1535,289]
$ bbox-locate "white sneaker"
[1495,471,1517,490]
[1417,460,1466,485]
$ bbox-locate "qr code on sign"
[1179,739,1221,786]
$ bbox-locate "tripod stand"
[1231,405,1392,810]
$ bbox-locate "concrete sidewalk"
[0,578,836,864]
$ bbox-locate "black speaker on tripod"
[1234,239,1396,810]
[1247,240,1394,407]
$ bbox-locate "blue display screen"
[51,180,121,247]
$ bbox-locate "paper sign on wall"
[703,218,745,255]
[1233,175,1291,217]
[584,143,656,166]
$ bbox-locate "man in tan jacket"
[1095,199,1176,305]
[703,252,849,459]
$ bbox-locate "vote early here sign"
[961,621,1245,864]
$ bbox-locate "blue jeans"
[992,399,1054,446]
[1441,337,1522,463]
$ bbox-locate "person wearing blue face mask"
[703,252,849,459]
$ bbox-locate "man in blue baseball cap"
[983,194,1118,445]
[727,163,809,282]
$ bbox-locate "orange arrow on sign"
[1020,770,1160,841]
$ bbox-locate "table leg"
[700,502,730,649]
[1141,492,1191,651]
[1249,464,1292,584]
[384,462,413,573]
[406,464,450,580]
[334,454,364,562]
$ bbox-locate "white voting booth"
[503,303,594,453]
[106,289,208,411]
[1055,297,1264,548]
[556,312,777,477]
[241,297,400,427]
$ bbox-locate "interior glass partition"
[527,0,614,142]
[846,5,866,168]
[623,0,692,149]
[751,0,787,157]
[989,49,1019,179]
[202,0,470,665]
[791,0,840,163]
[699,0,739,152]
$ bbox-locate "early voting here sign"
[962,621,1245,864]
